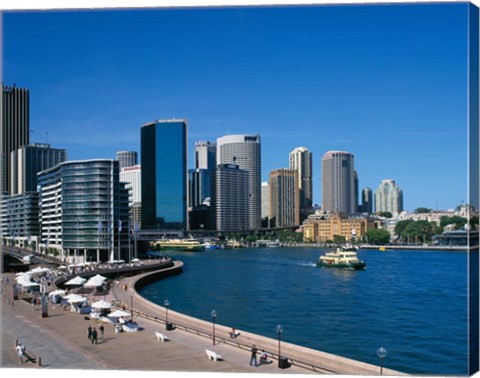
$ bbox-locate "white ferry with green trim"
[317,245,366,270]
[151,239,205,252]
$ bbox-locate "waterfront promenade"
[1,263,403,375]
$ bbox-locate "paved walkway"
[0,270,308,374]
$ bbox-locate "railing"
[112,299,337,374]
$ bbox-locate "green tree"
[470,216,479,230]
[377,211,393,218]
[364,229,390,244]
[333,235,346,244]
[414,207,432,214]
[440,216,467,230]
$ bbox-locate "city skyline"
[2,2,471,211]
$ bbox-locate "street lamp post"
[377,347,387,375]
[276,324,283,362]
[211,310,217,345]
[164,299,170,329]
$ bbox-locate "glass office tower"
[141,119,188,230]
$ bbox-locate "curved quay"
[111,260,405,376]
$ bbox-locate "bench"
[155,331,169,342]
[205,349,222,361]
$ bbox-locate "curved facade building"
[217,134,261,230]
[375,179,403,214]
[37,159,129,263]
[322,151,356,214]
[116,150,138,169]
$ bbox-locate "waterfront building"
[141,119,188,231]
[211,164,249,232]
[361,187,373,213]
[37,159,129,263]
[289,146,313,222]
[10,143,66,195]
[120,164,142,230]
[192,141,216,209]
[1,192,39,249]
[303,211,374,243]
[321,151,356,214]
[116,150,138,169]
[375,179,403,215]
[195,140,216,171]
[1,84,30,195]
[269,168,300,228]
[217,134,261,230]
[189,168,210,208]
[261,181,269,226]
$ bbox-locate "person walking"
[16,343,26,365]
[87,325,92,340]
[91,327,98,344]
[250,344,258,367]
[99,325,105,341]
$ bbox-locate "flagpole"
[118,219,121,261]
[128,221,131,262]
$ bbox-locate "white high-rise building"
[217,134,261,230]
[116,151,138,169]
[322,151,356,214]
[289,146,313,222]
[261,181,269,220]
[375,179,403,215]
[120,165,141,204]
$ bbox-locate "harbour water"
[138,247,469,375]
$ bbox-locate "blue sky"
[2,3,470,211]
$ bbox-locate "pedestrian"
[99,325,105,339]
[87,324,92,340]
[91,327,98,344]
[250,344,258,367]
[15,343,26,365]
[31,296,35,310]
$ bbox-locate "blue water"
[138,247,469,375]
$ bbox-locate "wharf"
[1,262,403,375]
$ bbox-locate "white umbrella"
[64,276,87,286]
[48,289,66,297]
[84,274,107,288]
[28,267,51,275]
[108,309,131,318]
[131,258,140,263]
[16,274,40,287]
[65,294,86,304]
[91,300,112,310]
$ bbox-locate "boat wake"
[297,261,317,267]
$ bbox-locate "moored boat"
[150,238,205,252]
[317,245,366,270]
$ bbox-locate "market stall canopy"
[64,294,87,304]
[64,276,87,286]
[108,309,131,318]
[28,267,51,275]
[48,289,66,297]
[15,274,40,287]
[84,274,107,288]
[91,300,112,310]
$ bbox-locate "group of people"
[250,345,272,367]
[87,324,104,344]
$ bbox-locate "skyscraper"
[322,151,356,214]
[211,164,249,232]
[261,181,270,222]
[1,84,30,194]
[217,134,261,230]
[361,187,373,213]
[141,119,188,230]
[10,143,67,195]
[37,159,129,263]
[269,169,300,228]
[195,141,216,171]
[116,151,138,169]
[289,146,313,222]
[375,179,404,215]
[120,165,142,229]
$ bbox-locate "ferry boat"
[150,239,205,252]
[317,245,366,270]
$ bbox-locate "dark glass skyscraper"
[141,119,188,230]
[1,84,30,194]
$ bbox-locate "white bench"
[155,331,169,342]
[205,349,222,361]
